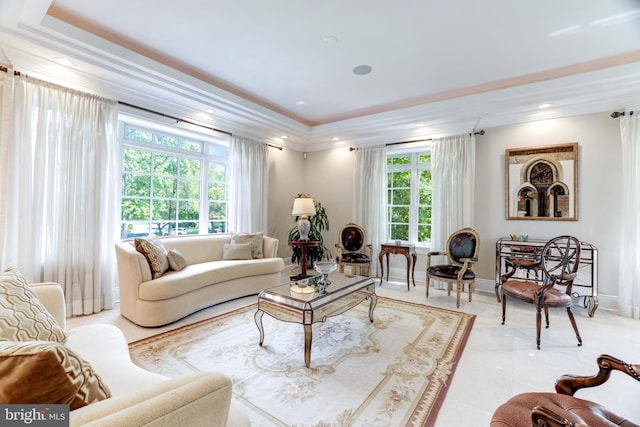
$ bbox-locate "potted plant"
[288,195,330,268]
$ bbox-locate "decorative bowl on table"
[314,260,337,293]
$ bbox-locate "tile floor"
[68,271,640,426]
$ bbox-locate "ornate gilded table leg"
[254,309,265,346]
[368,294,377,322]
[304,324,312,368]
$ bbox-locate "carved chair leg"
[536,306,542,350]
[456,282,461,308]
[425,275,430,298]
[468,283,473,302]
[501,294,507,324]
[544,307,550,328]
[566,307,583,347]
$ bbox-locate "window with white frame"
[387,150,432,245]
[120,123,229,238]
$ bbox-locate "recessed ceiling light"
[417,123,425,127]
[281,135,289,139]
[296,101,306,105]
[53,57,73,67]
[538,103,551,109]
[352,65,372,76]
[205,108,215,114]
[332,137,340,141]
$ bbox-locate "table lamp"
[292,197,316,240]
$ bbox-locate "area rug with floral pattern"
[129,296,475,427]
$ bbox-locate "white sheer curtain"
[431,133,476,288]
[618,110,640,319]
[0,74,119,316]
[354,146,387,276]
[228,135,267,233]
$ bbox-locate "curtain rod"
[349,130,486,151]
[117,101,282,150]
[386,130,485,147]
[0,65,23,76]
[611,111,635,118]
[1,67,280,150]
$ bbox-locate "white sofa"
[30,282,250,427]
[115,233,285,327]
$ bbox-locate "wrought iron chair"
[500,235,582,350]
[334,223,372,277]
[426,228,480,308]
[491,354,640,426]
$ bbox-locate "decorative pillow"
[167,249,187,271]
[223,243,253,260]
[0,340,110,410]
[230,232,264,259]
[135,235,169,279]
[0,268,67,343]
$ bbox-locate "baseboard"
[287,263,620,314]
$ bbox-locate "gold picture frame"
[505,142,578,221]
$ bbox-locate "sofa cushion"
[223,243,253,260]
[231,232,264,259]
[139,258,284,301]
[0,268,67,342]
[0,340,110,410]
[135,235,170,278]
[167,249,187,271]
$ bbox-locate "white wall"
[475,112,622,300]
[267,111,623,303]
[266,146,357,260]
[265,145,307,258]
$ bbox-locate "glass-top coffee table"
[254,273,377,368]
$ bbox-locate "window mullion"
[409,154,419,243]
[199,158,208,234]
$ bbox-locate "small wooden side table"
[379,243,417,290]
[288,240,321,280]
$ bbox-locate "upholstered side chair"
[491,354,640,426]
[426,227,480,308]
[335,223,372,277]
[500,235,582,350]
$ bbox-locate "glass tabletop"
[258,273,375,310]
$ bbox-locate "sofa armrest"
[263,236,279,258]
[30,282,66,329]
[115,241,152,320]
[70,372,233,427]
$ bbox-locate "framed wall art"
[505,142,578,221]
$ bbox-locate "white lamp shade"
[292,197,316,217]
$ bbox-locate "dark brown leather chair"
[491,354,640,426]
[500,235,582,349]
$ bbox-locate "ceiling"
[1,0,640,150]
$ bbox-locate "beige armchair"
[29,283,249,427]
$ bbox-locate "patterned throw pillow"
[223,243,253,260]
[135,235,170,279]
[230,232,264,259]
[0,268,67,343]
[0,340,111,410]
[167,248,187,271]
